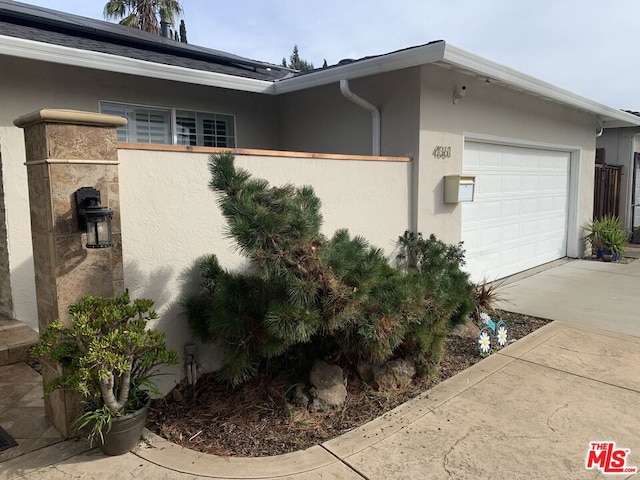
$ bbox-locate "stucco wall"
[0,149,11,317]
[118,149,411,390]
[417,64,598,258]
[0,54,280,325]
[278,68,421,158]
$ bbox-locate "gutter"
[339,80,380,156]
[0,35,276,94]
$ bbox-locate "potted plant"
[600,216,628,261]
[583,217,608,258]
[32,291,178,455]
[583,215,628,261]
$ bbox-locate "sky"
[18,0,640,111]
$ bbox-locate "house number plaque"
[432,146,452,159]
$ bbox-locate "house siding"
[0,54,281,325]
[417,64,597,258]
[278,67,421,158]
[596,128,640,230]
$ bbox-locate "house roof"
[0,0,292,82]
[1,0,638,128]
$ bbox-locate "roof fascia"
[0,34,276,94]
[273,42,446,94]
[442,44,640,128]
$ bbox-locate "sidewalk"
[2,320,639,479]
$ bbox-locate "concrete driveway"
[498,257,640,337]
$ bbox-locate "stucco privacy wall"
[117,148,411,389]
[417,64,597,257]
[0,55,280,325]
[0,148,11,317]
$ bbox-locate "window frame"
[99,101,237,148]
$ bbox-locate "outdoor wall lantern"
[75,187,114,248]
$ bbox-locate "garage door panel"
[462,142,569,280]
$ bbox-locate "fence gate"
[593,163,621,220]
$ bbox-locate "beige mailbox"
[444,175,476,204]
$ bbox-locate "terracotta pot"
[98,402,149,456]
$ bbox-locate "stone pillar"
[14,109,127,437]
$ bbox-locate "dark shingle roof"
[0,0,293,81]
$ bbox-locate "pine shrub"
[184,153,476,385]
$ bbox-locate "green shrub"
[184,153,476,385]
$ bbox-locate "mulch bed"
[147,309,551,457]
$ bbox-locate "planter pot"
[98,402,149,456]
[600,249,621,262]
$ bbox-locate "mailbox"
[444,175,476,204]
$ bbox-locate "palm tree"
[104,0,183,35]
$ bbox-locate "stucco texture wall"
[118,149,410,390]
[0,55,280,325]
[278,68,421,158]
[417,64,597,258]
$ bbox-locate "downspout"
[339,80,381,156]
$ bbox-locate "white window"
[176,110,235,148]
[100,102,236,147]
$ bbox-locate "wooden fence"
[593,163,621,220]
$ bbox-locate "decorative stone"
[358,358,416,391]
[291,384,310,408]
[451,319,480,339]
[308,361,347,412]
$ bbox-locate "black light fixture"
[75,187,114,249]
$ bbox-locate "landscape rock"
[292,384,310,408]
[372,358,416,390]
[451,319,480,339]
[358,358,416,390]
[308,360,347,412]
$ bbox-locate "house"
[1,0,639,342]
[597,113,640,241]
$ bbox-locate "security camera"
[453,85,468,104]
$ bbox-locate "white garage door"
[461,142,570,281]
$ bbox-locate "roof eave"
[273,41,446,94]
[0,34,276,94]
[442,44,640,128]
[275,41,640,128]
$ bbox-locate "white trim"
[463,133,582,259]
[99,101,237,147]
[462,132,581,153]
[0,35,275,94]
[4,32,639,128]
[443,45,639,129]
[276,42,639,128]
[274,42,446,94]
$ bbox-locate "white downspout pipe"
[340,79,381,156]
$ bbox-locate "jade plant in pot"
[32,291,178,455]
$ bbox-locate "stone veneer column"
[14,109,127,437]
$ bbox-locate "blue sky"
[19,0,640,110]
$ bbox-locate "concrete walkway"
[2,258,639,479]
